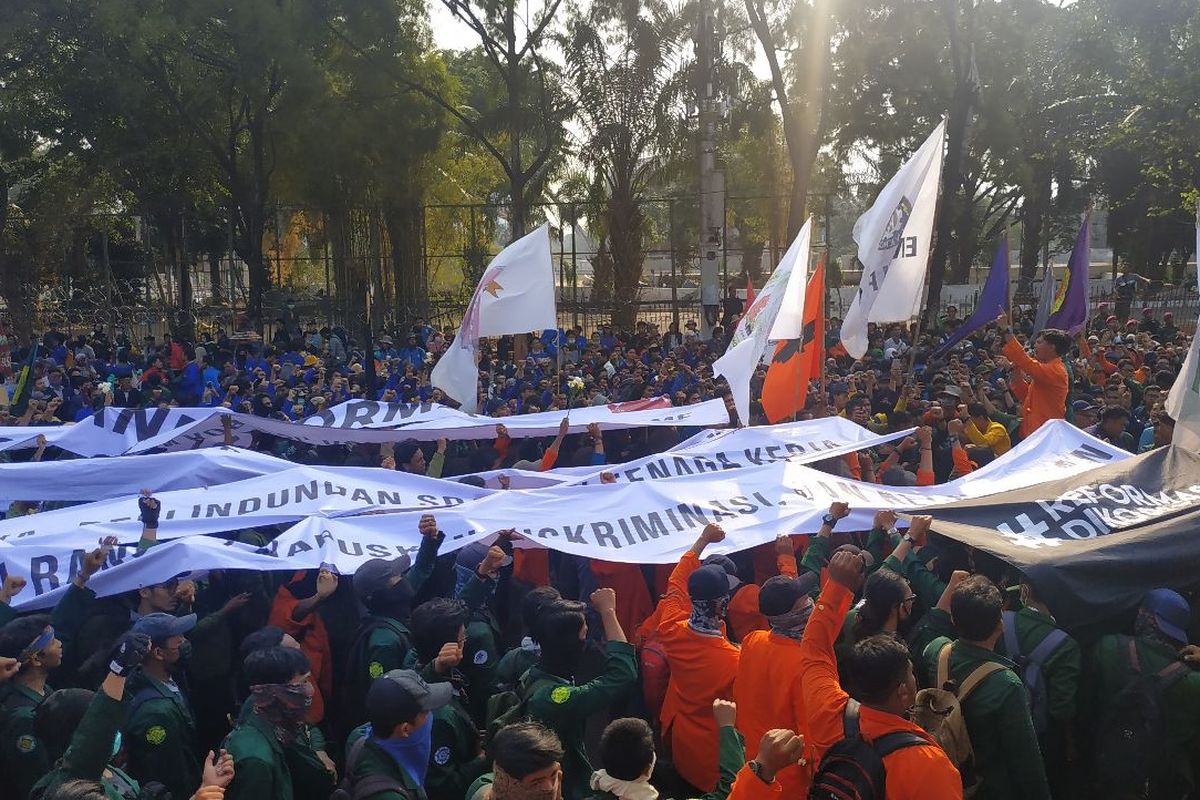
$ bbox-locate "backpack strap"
[871,731,930,758]
[842,699,863,739]
[936,642,953,690]
[1122,635,1142,677]
[1154,660,1191,692]
[956,660,1006,702]
[1001,610,1021,663]
[1027,628,1069,667]
[344,736,414,800]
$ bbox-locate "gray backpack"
[1001,610,1069,735]
[330,736,414,800]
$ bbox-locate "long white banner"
[1,422,1128,606]
[0,466,491,548]
[0,398,730,457]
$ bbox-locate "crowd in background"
[0,296,1196,800]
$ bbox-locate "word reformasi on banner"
[0,422,1129,607]
[0,397,729,457]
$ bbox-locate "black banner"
[925,446,1200,627]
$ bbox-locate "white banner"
[0,466,491,548]
[841,120,946,358]
[0,447,292,507]
[0,422,1129,606]
[568,418,916,484]
[0,398,729,457]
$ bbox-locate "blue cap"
[688,564,737,601]
[131,612,196,640]
[1143,588,1190,644]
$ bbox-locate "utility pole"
[696,0,725,337]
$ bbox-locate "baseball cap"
[1071,399,1098,413]
[132,612,197,640]
[702,554,742,591]
[833,543,875,572]
[688,564,737,601]
[1106,315,1118,323]
[352,555,412,599]
[758,573,820,615]
[939,385,962,399]
[454,541,513,571]
[1142,588,1190,644]
[367,669,453,731]
[881,466,918,486]
[829,382,849,396]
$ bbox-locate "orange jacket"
[733,630,814,796]
[590,560,653,636]
[1002,338,1067,440]
[726,553,798,643]
[657,552,741,792]
[268,575,331,724]
[797,580,963,799]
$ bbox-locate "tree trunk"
[209,252,224,305]
[384,202,425,314]
[1017,167,1051,298]
[607,189,644,330]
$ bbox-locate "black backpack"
[1092,636,1190,798]
[808,700,928,800]
[1001,610,1070,736]
[329,735,414,800]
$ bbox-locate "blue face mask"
[368,712,433,785]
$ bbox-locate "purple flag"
[932,236,1010,359]
[1046,212,1091,335]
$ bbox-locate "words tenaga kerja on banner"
[840,120,946,359]
[0,397,729,457]
[0,423,1130,607]
[568,417,916,484]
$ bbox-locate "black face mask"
[372,579,415,620]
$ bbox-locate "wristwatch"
[902,533,917,546]
[747,760,774,784]
[822,513,838,528]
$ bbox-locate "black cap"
[702,554,742,590]
[131,612,197,640]
[352,555,412,599]
[688,564,736,601]
[367,669,453,732]
[758,573,820,615]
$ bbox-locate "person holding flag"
[761,259,825,423]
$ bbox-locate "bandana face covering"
[19,625,55,663]
[369,713,433,785]
[767,601,814,642]
[688,596,729,636]
[493,764,562,800]
[250,682,313,744]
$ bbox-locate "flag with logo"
[1045,211,1090,335]
[432,225,557,412]
[932,236,1009,359]
[762,258,825,422]
[1033,260,1056,333]
[840,120,946,359]
[714,218,812,426]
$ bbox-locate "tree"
[563,0,687,328]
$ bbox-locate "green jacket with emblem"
[122,670,201,800]
[30,689,141,800]
[224,710,297,800]
[524,640,639,800]
[923,636,1051,800]
[0,681,52,800]
[345,723,427,800]
[425,684,487,800]
[456,572,504,725]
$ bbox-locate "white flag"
[433,225,557,412]
[1166,205,1200,450]
[841,120,946,359]
[714,217,812,425]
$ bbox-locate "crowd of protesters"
[0,295,1197,800]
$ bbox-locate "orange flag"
[762,260,824,423]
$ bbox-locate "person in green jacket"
[346,514,445,730]
[491,587,562,694]
[523,588,638,800]
[467,721,564,800]
[588,699,743,800]
[1082,588,1200,798]
[453,541,512,724]
[122,612,201,800]
[344,668,455,800]
[409,598,488,800]
[225,645,328,800]
[923,575,1051,800]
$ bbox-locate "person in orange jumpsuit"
[728,549,963,800]
[996,311,1070,440]
[733,569,820,796]
[267,567,336,723]
[656,523,741,793]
